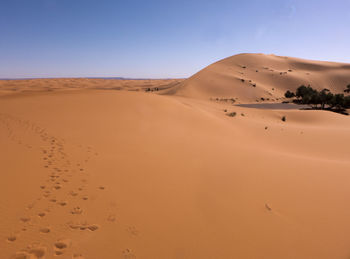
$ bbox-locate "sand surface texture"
[1,54,350,259]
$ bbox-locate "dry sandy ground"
[1,54,350,259]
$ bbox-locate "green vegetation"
[344,84,350,93]
[284,90,295,98]
[284,85,350,114]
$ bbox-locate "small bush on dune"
[284,90,295,98]
[281,116,286,122]
[227,112,237,117]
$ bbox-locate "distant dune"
[1,54,350,259]
[0,78,183,97]
[166,53,350,102]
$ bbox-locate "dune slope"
[1,54,350,259]
[166,53,350,102]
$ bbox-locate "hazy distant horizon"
[0,76,186,80]
[1,0,350,78]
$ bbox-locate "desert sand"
[1,53,350,259]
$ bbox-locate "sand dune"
[0,78,183,97]
[167,53,350,102]
[1,54,350,259]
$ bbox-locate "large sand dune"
[1,54,350,259]
[167,53,350,102]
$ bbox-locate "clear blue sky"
[1,0,350,78]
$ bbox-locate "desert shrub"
[281,116,286,122]
[330,94,345,109]
[227,112,237,117]
[284,86,350,113]
[344,84,350,93]
[344,96,350,107]
[284,90,295,98]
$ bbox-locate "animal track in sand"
[72,253,85,258]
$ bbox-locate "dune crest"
[166,53,350,102]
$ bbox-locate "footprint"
[7,235,17,242]
[27,245,47,258]
[13,251,28,259]
[58,201,67,206]
[99,186,105,190]
[71,207,83,215]
[26,203,35,210]
[72,253,85,258]
[127,226,139,236]
[87,225,99,232]
[122,249,136,259]
[54,185,62,190]
[39,227,50,234]
[107,214,116,222]
[68,222,87,230]
[54,239,71,250]
[20,217,30,223]
[38,212,46,218]
[69,191,78,197]
[55,250,64,256]
[14,244,47,259]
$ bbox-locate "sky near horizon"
[1,0,350,79]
